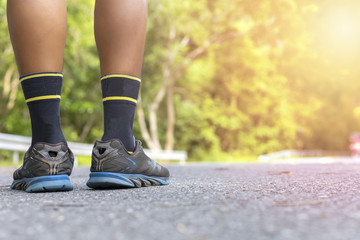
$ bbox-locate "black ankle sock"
[20,72,66,146]
[101,74,140,151]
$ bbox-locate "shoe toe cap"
[157,164,170,178]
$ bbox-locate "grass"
[0,160,18,167]
[76,156,92,166]
[0,150,22,167]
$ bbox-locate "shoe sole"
[86,172,170,189]
[11,175,73,193]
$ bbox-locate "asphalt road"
[1,163,360,240]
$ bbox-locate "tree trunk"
[137,97,158,150]
[147,69,168,150]
[79,113,96,142]
[165,75,175,151]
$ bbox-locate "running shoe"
[87,139,170,189]
[11,142,74,193]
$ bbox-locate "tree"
[1,0,360,162]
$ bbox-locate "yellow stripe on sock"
[102,96,137,103]
[26,95,61,103]
[20,73,63,82]
[100,74,141,82]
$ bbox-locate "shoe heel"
[11,175,73,193]
[86,172,170,189]
[86,172,135,189]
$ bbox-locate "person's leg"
[7,0,66,75]
[7,0,67,145]
[95,0,147,152]
[87,0,169,189]
[95,0,147,77]
[7,0,73,193]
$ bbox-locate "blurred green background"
[1,0,360,162]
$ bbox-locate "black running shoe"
[11,142,74,193]
[86,139,170,189]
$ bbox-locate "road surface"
[1,163,360,240]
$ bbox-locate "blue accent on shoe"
[86,172,170,189]
[119,166,131,173]
[124,156,136,165]
[11,175,73,193]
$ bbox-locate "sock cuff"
[20,72,63,82]
[101,73,141,82]
[20,72,63,103]
[101,74,141,104]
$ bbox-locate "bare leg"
[95,0,147,77]
[7,0,67,75]
[7,0,67,145]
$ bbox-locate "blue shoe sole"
[86,172,170,189]
[11,175,73,193]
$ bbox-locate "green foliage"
[1,0,360,162]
